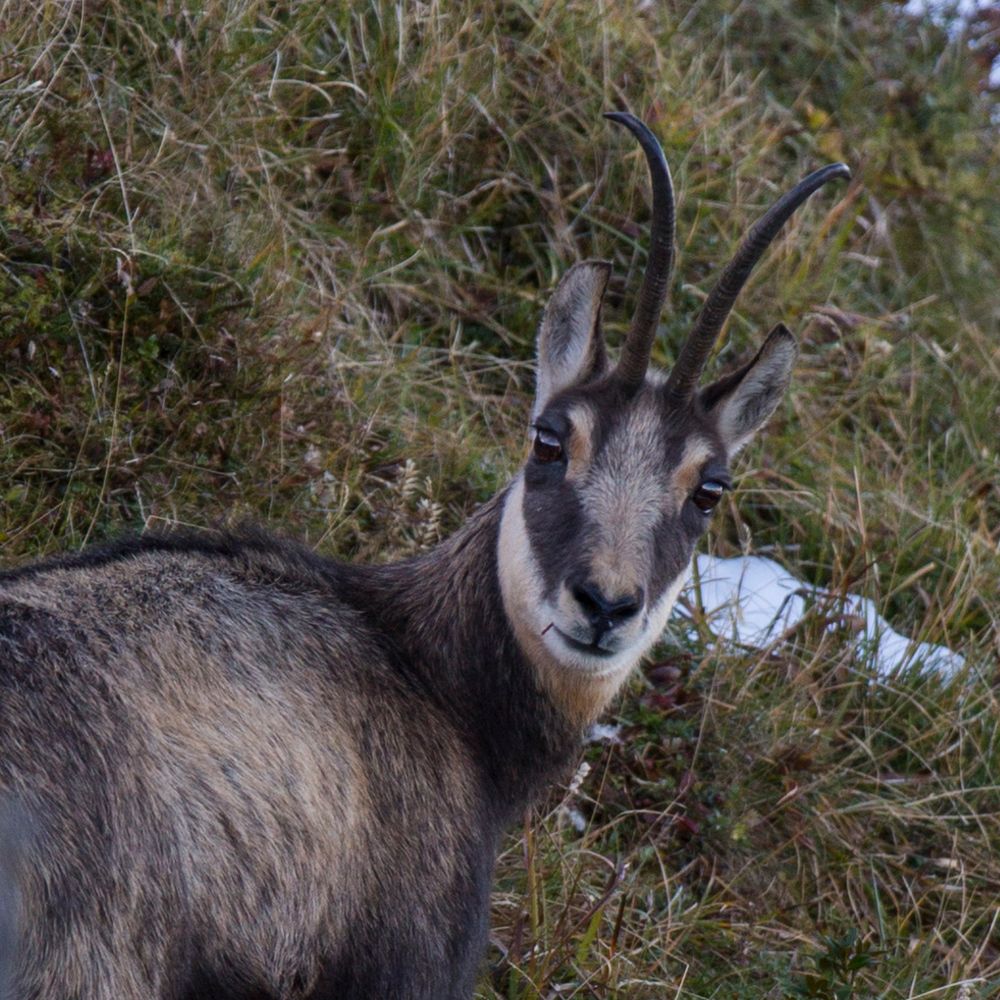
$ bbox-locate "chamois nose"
[570,581,643,629]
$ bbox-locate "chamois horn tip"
[814,162,852,186]
[602,111,667,161]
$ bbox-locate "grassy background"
[1,0,998,996]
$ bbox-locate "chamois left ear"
[700,324,798,456]
[533,260,611,419]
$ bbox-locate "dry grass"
[1,1,998,996]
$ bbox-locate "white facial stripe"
[497,474,548,640]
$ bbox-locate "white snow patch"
[674,554,966,681]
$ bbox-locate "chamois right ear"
[533,260,611,419]
[700,323,798,456]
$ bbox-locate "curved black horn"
[604,112,676,392]
[665,161,851,400]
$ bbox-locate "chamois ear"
[533,261,611,419]
[700,324,798,456]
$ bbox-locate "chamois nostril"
[570,582,643,627]
[611,588,643,622]
[571,582,603,623]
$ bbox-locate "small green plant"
[789,930,882,1000]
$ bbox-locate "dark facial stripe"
[521,467,586,599]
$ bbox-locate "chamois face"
[498,261,798,688]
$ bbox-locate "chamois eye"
[532,428,563,464]
[692,480,726,514]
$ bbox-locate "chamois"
[0,114,848,999]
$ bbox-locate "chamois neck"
[356,489,579,815]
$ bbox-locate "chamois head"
[499,113,849,716]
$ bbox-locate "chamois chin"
[0,114,848,999]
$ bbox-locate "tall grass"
[1,1,997,996]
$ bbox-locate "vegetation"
[1,1,997,996]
